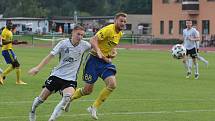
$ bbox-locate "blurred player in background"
[65,12,127,120]
[1,20,27,85]
[188,26,209,69]
[0,35,3,85]
[28,25,91,121]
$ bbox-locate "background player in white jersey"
[182,20,200,79]
[28,25,91,121]
[188,26,209,69]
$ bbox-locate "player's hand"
[12,40,19,45]
[103,57,112,63]
[28,67,39,76]
[107,49,117,58]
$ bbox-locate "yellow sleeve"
[1,31,7,40]
[2,31,12,41]
[95,27,111,41]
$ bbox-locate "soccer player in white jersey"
[188,26,209,69]
[182,20,200,79]
[28,25,91,121]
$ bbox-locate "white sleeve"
[50,41,64,56]
[83,41,91,51]
[192,28,199,37]
[182,29,186,39]
[196,30,200,38]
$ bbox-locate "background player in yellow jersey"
[0,20,26,85]
[65,12,127,120]
[0,35,4,85]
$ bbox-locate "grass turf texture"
[0,47,214,121]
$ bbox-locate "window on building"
[142,24,151,35]
[137,23,151,35]
[175,0,182,3]
[169,21,173,34]
[160,21,164,35]
[202,20,210,34]
[125,24,132,30]
[179,20,186,34]
[192,20,197,26]
[162,0,169,3]
[183,0,199,1]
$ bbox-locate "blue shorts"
[2,49,17,64]
[83,54,116,84]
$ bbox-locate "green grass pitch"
[0,47,214,121]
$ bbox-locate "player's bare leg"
[193,58,199,79]
[183,56,191,78]
[0,68,4,85]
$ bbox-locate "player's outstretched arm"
[28,67,40,76]
[90,36,103,58]
[12,40,28,45]
[189,36,200,41]
[28,54,54,76]
[2,39,12,45]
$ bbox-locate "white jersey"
[50,39,91,81]
[183,27,198,50]
[195,30,200,49]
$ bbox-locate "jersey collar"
[69,38,80,47]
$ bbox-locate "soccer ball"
[171,44,186,59]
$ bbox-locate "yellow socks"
[72,87,113,109]
[92,87,113,109]
[72,88,85,100]
[15,68,27,84]
[3,65,14,77]
[15,68,21,82]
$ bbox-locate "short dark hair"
[186,19,192,22]
[114,12,127,19]
[73,25,85,31]
[6,20,13,29]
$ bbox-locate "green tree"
[0,0,152,17]
[2,0,48,17]
[121,0,152,14]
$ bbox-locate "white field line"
[1,109,215,119]
[0,98,215,104]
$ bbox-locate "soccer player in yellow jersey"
[65,12,127,120]
[0,35,3,85]
[0,20,26,85]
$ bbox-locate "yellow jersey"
[1,27,13,50]
[91,24,123,57]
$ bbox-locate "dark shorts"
[83,54,116,84]
[186,48,197,58]
[2,49,17,64]
[43,76,77,92]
